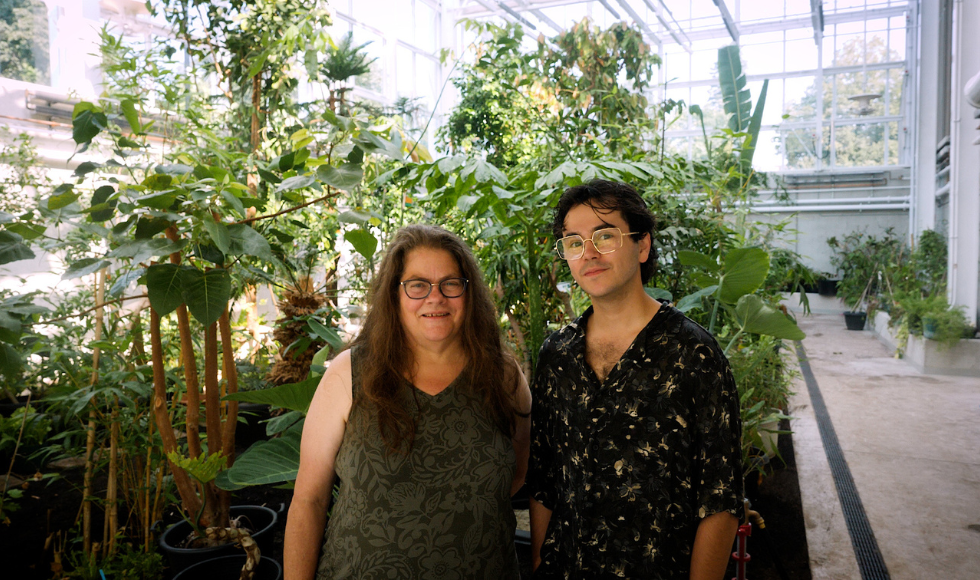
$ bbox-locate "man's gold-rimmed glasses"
[555,227,641,260]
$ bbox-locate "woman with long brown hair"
[284,224,531,580]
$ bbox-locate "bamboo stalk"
[105,394,120,556]
[166,227,203,460]
[203,321,222,527]
[150,308,202,520]
[218,307,239,524]
[82,269,107,555]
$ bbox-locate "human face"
[399,247,467,352]
[561,203,650,301]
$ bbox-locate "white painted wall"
[947,0,980,325]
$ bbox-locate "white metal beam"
[614,0,660,45]
[595,0,621,20]
[513,0,563,34]
[712,0,739,43]
[810,0,825,45]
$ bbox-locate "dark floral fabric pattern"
[316,352,520,580]
[527,303,743,579]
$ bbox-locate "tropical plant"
[827,229,904,312]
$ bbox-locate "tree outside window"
[0,0,49,85]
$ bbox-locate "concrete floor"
[789,312,980,579]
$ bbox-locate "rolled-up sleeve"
[693,343,744,520]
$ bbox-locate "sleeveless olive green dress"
[316,352,520,579]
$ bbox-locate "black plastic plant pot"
[159,505,281,574]
[817,278,840,297]
[171,555,282,580]
[844,311,867,331]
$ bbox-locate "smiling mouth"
[421,313,450,318]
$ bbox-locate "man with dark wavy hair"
[527,179,743,579]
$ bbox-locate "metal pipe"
[749,203,910,213]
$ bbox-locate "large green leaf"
[0,231,35,265]
[224,374,320,413]
[0,343,22,376]
[718,45,751,132]
[645,287,672,301]
[62,258,111,280]
[146,263,186,316]
[227,224,275,262]
[317,163,363,191]
[676,285,719,313]
[0,311,22,343]
[48,187,79,210]
[277,174,315,192]
[735,295,806,340]
[5,223,45,240]
[307,319,344,350]
[215,423,302,490]
[89,185,117,222]
[120,98,141,133]
[203,218,232,256]
[719,247,770,304]
[72,107,107,145]
[345,228,377,259]
[677,250,720,273]
[179,268,231,326]
[741,79,769,174]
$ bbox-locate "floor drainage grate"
[794,341,891,580]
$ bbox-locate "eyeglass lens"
[402,278,467,299]
[557,228,624,259]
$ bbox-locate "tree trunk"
[218,307,238,525]
[203,321,223,528]
[150,308,202,522]
[82,269,106,555]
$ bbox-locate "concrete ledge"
[904,334,980,377]
[870,311,980,377]
[870,311,900,352]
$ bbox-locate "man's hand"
[529,498,553,572]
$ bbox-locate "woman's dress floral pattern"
[316,352,520,579]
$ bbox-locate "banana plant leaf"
[718,45,752,132]
[223,374,320,413]
[735,295,806,341]
[741,79,769,175]
[719,247,770,304]
[215,422,303,490]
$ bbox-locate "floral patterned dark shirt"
[527,302,743,579]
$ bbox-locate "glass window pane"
[690,48,717,80]
[886,68,904,115]
[833,122,886,167]
[780,126,820,169]
[0,0,50,84]
[784,76,819,121]
[835,34,867,66]
[753,130,780,171]
[352,27,383,93]
[761,79,784,126]
[785,0,812,17]
[741,42,783,75]
[416,1,436,54]
[394,1,414,46]
[785,39,818,71]
[396,46,413,97]
[887,121,900,165]
[664,47,690,83]
[417,56,437,109]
